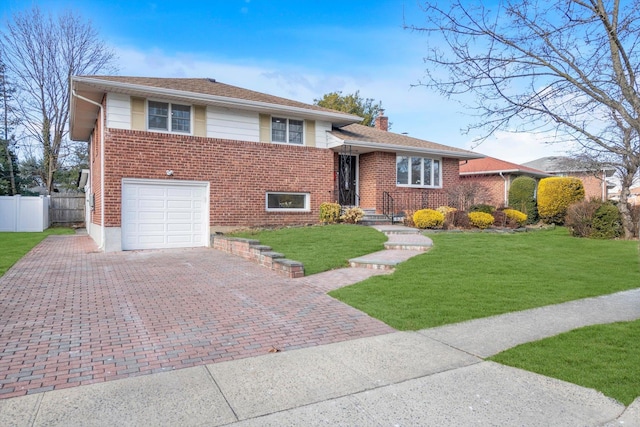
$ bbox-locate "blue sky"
[0,0,566,163]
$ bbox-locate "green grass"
[230,224,386,275]
[0,228,75,276]
[330,227,640,330]
[489,319,640,405]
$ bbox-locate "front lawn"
[329,227,640,330]
[490,319,640,406]
[230,224,386,275]
[0,228,75,276]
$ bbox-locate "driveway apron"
[0,235,393,399]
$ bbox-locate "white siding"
[106,93,131,130]
[207,106,260,142]
[314,120,333,148]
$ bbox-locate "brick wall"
[102,129,334,227]
[459,174,507,206]
[572,172,607,201]
[358,152,461,212]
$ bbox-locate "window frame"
[271,117,305,145]
[396,154,442,188]
[147,100,193,135]
[265,192,311,212]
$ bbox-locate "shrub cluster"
[537,177,585,224]
[413,209,445,229]
[319,202,341,224]
[341,207,365,224]
[508,176,538,223]
[565,200,622,239]
[468,211,494,229]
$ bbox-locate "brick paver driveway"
[0,235,393,399]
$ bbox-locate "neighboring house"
[522,156,616,201]
[610,186,640,205]
[70,76,481,251]
[459,156,551,207]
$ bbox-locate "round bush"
[538,177,585,224]
[592,203,622,239]
[468,211,494,229]
[319,202,341,224]
[413,209,445,229]
[503,209,528,227]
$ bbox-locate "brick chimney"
[374,109,388,131]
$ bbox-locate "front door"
[338,155,358,206]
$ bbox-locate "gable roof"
[329,123,481,159]
[460,156,551,177]
[522,156,616,176]
[70,76,362,140]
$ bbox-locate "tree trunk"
[617,167,637,239]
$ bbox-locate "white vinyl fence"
[0,195,50,232]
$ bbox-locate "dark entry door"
[338,155,357,206]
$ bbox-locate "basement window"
[266,192,310,211]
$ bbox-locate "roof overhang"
[460,169,552,178]
[330,139,483,160]
[70,76,361,141]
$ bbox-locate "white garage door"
[121,179,209,250]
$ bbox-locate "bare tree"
[408,0,640,239]
[0,58,18,195]
[0,6,116,194]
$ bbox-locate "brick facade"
[98,129,334,228]
[358,152,460,213]
[572,172,607,201]
[459,174,509,207]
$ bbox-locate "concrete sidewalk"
[2,288,639,426]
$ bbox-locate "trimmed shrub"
[469,204,496,214]
[592,203,622,239]
[319,202,341,224]
[341,207,365,224]
[537,177,585,224]
[468,211,494,229]
[413,209,445,229]
[508,176,538,223]
[503,209,528,227]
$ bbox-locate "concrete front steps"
[348,225,432,270]
[359,209,404,226]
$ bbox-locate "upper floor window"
[396,155,441,188]
[272,117,303,144]
[148,101,191,133]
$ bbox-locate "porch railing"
[382,191,395,224]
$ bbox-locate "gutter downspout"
[72,90,105,250]
[499,172,508,207]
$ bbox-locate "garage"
[121,179,209,250]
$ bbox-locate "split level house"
[70,76,481,251]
